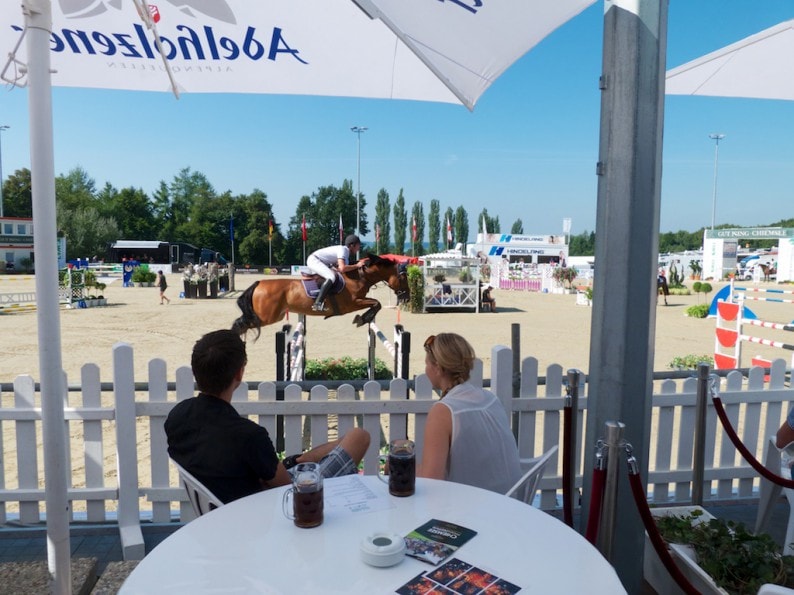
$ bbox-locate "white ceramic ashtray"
[360,532,406,567]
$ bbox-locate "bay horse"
[232,254,410,340]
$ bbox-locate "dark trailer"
[107,240,172,264]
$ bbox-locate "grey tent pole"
[25,1,72,592]
[582,0,668,592]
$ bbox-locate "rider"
[307,234,365,311]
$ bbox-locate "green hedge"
[305,356,391,380]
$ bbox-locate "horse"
[232,254,410,340]
[758,263,776,282]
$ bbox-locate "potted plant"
[552,266,577,292]
[645,506,794,594]
[689,260,702,280]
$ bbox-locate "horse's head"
[363,254,411,303]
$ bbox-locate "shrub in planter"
[654,509,794,594]
[407,265,424,314]
[668,354,715,370]
[686,304,710,318]
[304,356,390,380]
[552,266,577,289]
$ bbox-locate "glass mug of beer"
[282,462,324,528]
[388,439,416,497]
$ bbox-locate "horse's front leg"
[352,300,382,327]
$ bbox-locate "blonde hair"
[425,333,475,387]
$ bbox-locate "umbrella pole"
[25,1,72,592]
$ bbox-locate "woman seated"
[418,333,521,493]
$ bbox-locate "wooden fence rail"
[0,343,792,560]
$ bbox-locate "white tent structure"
[666,19,794,100]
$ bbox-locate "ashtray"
[360,532,406,567]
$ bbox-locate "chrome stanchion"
[692,363,711,505]
[596,421,625,561]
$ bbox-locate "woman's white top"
[438,382,522,494]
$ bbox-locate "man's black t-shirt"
[165,394,279,504]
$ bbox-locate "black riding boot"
[312,279,333,311]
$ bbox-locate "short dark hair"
[191,330,247,395]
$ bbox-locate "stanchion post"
[597,421,625,562]
[511,323,521,441]
[274,323,291,452]
[565,369,582,519]
[692,363,710,505]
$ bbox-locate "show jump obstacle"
[713,284,794,371]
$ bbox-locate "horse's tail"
[231,281,262,341]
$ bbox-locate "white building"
[0,216,34,271]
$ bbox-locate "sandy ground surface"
[1,272,791,509]
[4,272,787,385]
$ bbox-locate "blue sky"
[1,1,793,242]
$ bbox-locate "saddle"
[298,269,346,298]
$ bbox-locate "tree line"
[3,166,789,263]
[1,166,525,264]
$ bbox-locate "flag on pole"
[302,215,308,242]
[339,214,344,245]
[412,215,417,242]
[446,215,453,246]
[268,219,274,240]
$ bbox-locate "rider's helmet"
[344,234,361,248]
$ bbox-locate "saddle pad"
[300,274,345,298]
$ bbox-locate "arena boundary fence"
[0,345,792,560]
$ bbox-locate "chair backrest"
[172,460,224,517]
[505,445,559,506]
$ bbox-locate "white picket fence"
[0,343,792,560]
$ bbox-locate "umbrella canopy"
[666,19,794,100]
[1,0,596,110]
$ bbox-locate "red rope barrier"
[712,396,794,489]
[562,403,574,527]
[627,470,702,595]
[584,467,605,545]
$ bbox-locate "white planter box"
[644,506,727,595]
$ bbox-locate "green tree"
[393,189,407,255]
[59,207,120,260]
[511,219,524,234]
[2,168,32,217]
[569,230,596,256]
[479,209,499,235]
[428,199,440,254]
[410,201,425,256]
[55,167,97,214]
[237,190,278,266]
[454,206,469,250]
[107,186,157,239]
[374,188,391,254]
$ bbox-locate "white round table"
[121,475,625,594]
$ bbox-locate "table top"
[121,475,625,594]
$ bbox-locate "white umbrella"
[0,1,597,592]
[666,19,794,100]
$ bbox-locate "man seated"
[481,284,496,312]
[165,329,370,504]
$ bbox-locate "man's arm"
[336,257,364,274]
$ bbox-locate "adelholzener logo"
[18,1,310,67]
[59,0,237,25]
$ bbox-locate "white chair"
[172,460,224,517]
[505,445,559,506]
[754,437,794,556]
